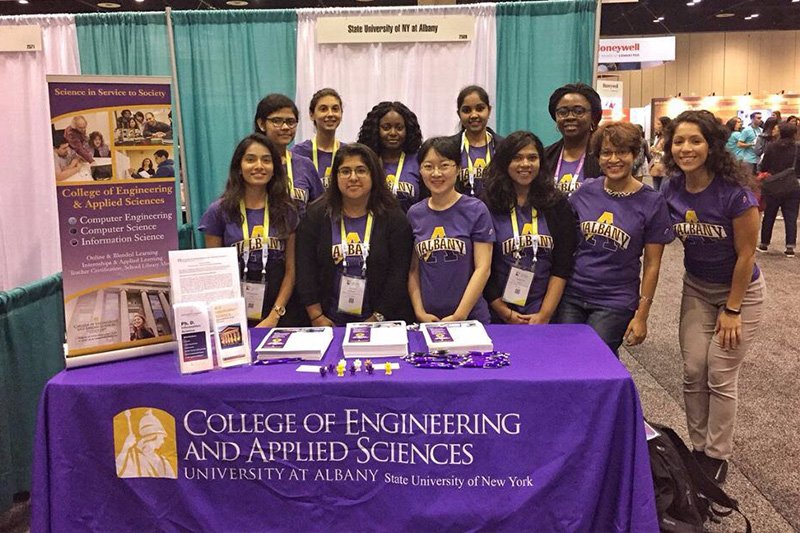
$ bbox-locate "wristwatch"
[373,312,385,322]
[272,305,286,317]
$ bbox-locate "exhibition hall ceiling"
[0,0,798,35]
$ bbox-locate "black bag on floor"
[647,421,752,533]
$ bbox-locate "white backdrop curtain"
[295,3,496,144]
[0,15,80,291]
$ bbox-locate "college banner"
[48,75,178,364]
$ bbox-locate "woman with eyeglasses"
[407,136,495,324]
[199,134,299,328]
[447,85,503,197]
[544,83,604,195]
[357,101,423,212]
[295,143,413,326]
[556,122,674,355]
[481,131,578,324]
[254,93,323,217]
[292,88,345,189]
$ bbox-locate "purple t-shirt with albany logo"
[407,195,495,323]
[384,153,420,213]
[457,144,493,197]
[327,214,372,324]
[291,139,339,189]
[661,174,760,284]
[554,158,585,195]
[287,153,324,217]
[567,178,675,311]
[490,207,555,314]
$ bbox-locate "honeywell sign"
[598,36,675,63]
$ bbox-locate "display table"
[32,324,657,532]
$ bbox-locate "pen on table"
[254,357,304,366]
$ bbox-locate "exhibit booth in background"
[0,0,597,512]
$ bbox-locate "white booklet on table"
[420,320,493,353]
[342,321,408,358]
[254,327,334,361]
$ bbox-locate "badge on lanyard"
[554,148,586,193]
[385,152,405,196]
[313,136,339,189]
[337,212,373,316]
[239,199,270,321]
[502,207,539,307]
[462,132,491,194]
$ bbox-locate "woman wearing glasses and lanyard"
[481,131,578,324]
[544,83,603,195]
[295,143,414,326]
[254,94,323,217]
[356,101,423,212]
[199,134,299,327]
[408,136,495,324]
[292,88,345,190]
[447,85,503,197]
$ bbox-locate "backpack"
[647,421,752,533]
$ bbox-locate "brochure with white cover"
[210,297,251,368]
[343,321,408,358]
[421,320,493,353]
[168,248,240,306]
[255,327,334,361]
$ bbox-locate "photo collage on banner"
[48,75,178,362]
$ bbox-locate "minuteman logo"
[331,231,366,265]
[416,226,467,262]
[673,209,727,242]
[580,211,631,250]
[114,408,178,479]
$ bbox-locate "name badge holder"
[386,152,405,197]
[462,131,492,194]
[239,200,270,321]
[337,213,373,316]
[312,136,339,189]
[502,207,539,307]
[554,148,586,193]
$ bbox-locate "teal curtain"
[0,274,65,512]
[496,0,597,145]
[171,10,296,246]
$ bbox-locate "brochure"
[255,327,334,361]
[420,320,493,353]
[342,321,408,358]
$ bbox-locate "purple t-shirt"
[490,206,555,314]
[457,144,493,197]
[287,153,324,217]
[327,214,372,324]
[407,195,495,323]
[384,153,420,212]
[662,174,760,284]
[554,158,586,195]
[291,139,342,190]
[567,178,675,311]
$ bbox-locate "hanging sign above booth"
[317,15,474,44]
[0,25,42,52]
[598,36,676,64]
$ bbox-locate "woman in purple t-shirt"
[407,136,495,324]
[661,110,765,485]
[291,88,344,188]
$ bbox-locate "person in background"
[771,110,782,122]
[89,131,110,158]
[134,111,146,132]
[649,116,672,190]
[292,88,344,189]
[448,85,502,197]
[556,121,674,355]
[254,93,323,216]
[408,136,495,324]
[357,101,423,212]
[64,115,94,164]
[754,116,779,162]
[632,124,651,182]
[737,111,762,175]
[661,110,765,485]
[143,112,172,139]
[758,121,800,258]
[295,143,413,326]
[134,158,155,179]
[724,117,743,159]
[545,83,603,195]
[199,133,299,327]
[130,313,156,341]
[153,150,174,177]
[53,130,83,181]
[481,131,578,325]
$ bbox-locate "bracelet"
[640,295,654,303]
[309,312,323,322]
[723,306,741,316]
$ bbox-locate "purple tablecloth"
[32,324,657,532]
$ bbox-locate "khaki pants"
[679,272,766,460]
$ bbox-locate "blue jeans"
[555,296,635,356]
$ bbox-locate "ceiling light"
[226,0,248,5]
[97,2,121,7]
[17,0,29,4]
[653,16,664,23]
[687,1,695,5]
[749,13,759,18]
[715,12,735,18]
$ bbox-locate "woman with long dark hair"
[357,101,424,212]
[481,131,578,324]
[199,133,298,327]
[295,143,413,326]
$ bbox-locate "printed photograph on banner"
[113,407,178,479]
[52,111,113,182]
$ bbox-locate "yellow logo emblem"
[114,408,178,479]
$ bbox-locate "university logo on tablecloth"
[113,407,178,479]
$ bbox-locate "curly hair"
[482,131,560,213]
[662,110,749,186]
[219,133,296,237]
[548,83,603,127]
[89,131,105,146]
[590,122,642,159]
[356,101,423,156]
[324,143,398,217]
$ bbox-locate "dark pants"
[760,189,800,248]
[555,296,635,357]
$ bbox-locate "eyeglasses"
[338,166,370,179]
[266,117,298,127]
[555,106,588,119]
[420,162,457,174]
[598,148,632,159]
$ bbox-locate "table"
[32,325,657,532]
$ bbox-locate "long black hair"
[482,131,560,213]
[325,143,398,217]
[356,101,423,156]
[219,133,295,236]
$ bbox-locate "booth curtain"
[294,4,497,144]
[170,10,297,246]
[0,15,80,292]
[495,0,597,145]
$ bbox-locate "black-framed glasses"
[338,166,370,178]
[266,117,298,127]
[555,106,588,119]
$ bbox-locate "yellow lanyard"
[340,212,374,274]
[462,131,492,185]
[386,152,405,195]
[312,136,339,173]
[510,206,539,263]
[285,150,295,191]
[239,198,269,275]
